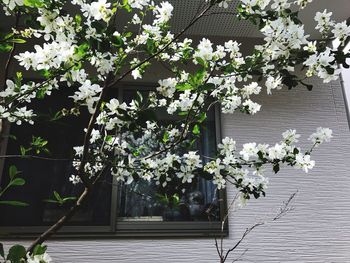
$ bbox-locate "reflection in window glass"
[0,89,111,227]
[116,89,220,222]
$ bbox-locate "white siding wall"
[3,77,350,262]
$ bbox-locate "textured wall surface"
[3,77,350,262]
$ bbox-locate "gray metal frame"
[0,81,228,238]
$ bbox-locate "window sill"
[0,221,228,239]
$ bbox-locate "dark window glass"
[116,89,220,222]
[0,85,222,231]
[0,89,111,226]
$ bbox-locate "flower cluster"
[26,250,52,263]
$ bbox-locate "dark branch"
[219,191,298,262]
[2,11,20,90]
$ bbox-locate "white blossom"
[332,21,350,45]
[194,38,213,62]
[268,143,287,160]
[265,75,282,94]
[240,142,259,161]
[242,99,261,114]
[315,9,334,35]
[241,82,261,98]
[295,153,315,173]
[282,129,301,144]
[26,252,52,263]
[309,127,333,145]
[154,2,173,24]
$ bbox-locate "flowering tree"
[0,0,349,261]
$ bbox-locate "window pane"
[0,89,112,227]
[116,88,221,222]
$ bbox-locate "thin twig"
[232,249,248,263]
[203,11,237,17]
[0,155,71,161]
[218,191,298,262]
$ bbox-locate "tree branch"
[106,2,214,89]
[2,11,20,90]
[27,165,109,253]
[219,191,297,263]
[76,73,114,189]
[0,155,71,161]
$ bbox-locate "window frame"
[0,81,228,238]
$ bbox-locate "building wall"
[3,75,350,262]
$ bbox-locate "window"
[0,83,227,237]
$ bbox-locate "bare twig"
[203,11,237,17]
[0,154,71,161]
[217,191,298,263]
[232,249,248,263]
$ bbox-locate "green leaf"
[195,57,207,67]
[176,83,192,91]
[7,245,26,263]
[8,134,17,141]
[9,178,25,186]
[32,244,47,256]
[0,200,28,207]
[273,163,280,174]
[146,39,156,54]
[0,243,4,258]
[136,91,143,103]
[62,196,77,202]
[253,191,260,199]
[112,35,124,48]
[162,131,169,143]
[15,72,22,86]
[305,84,313,91]
[20,146,26,156]
[325,66,335,75]
[192,124,200,135]
[75,14,82,25]
[24,0,45,7]
[9,165,18,180]
[121,0,132,12]
[188,68,206,87]
[75,43,89,58]
[197,112,207,123]
[0,43,12,53]
[293,148,299,155]
[38,69,51,78]
[36,88,46,99]
[123,31,133,38]
[8,39,26,44]
[257,151,264,160]
[53,191,62,202]
[178,111,188,116]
